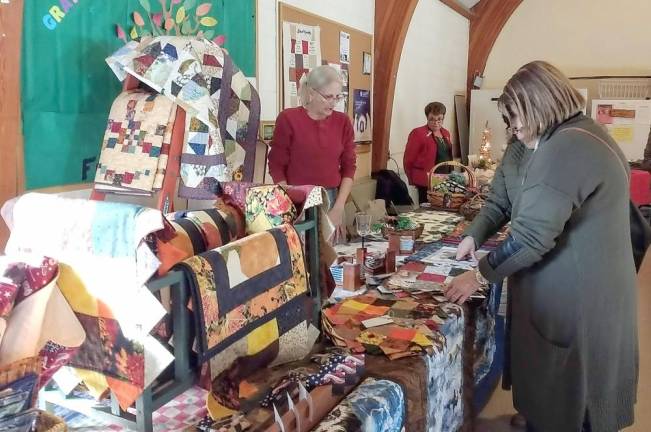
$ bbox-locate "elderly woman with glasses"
[268,65,356,226]
[403,102,454,204]
[445,61,638,432]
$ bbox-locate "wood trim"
[0,0,24,251]
[372,0,418,174]
[467,0,522,101]
[439,0,474,20]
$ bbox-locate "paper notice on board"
[611,126,635,143]
[340,31,350,64]
[635,105,651,124]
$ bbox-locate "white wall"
[483,0,651,89]
[388,0,469,174]
[257,0,374,121]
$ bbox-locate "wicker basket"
[427,162,476,212]
[35,411,67,432]
[380,223,424,240]
[460,194,485,221]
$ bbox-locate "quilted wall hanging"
[21,0,255,189]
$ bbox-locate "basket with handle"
[427,161,476,211]
[460,192,485,221]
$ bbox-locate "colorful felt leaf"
[138,0,151,12]
[152,12,163,27]
[116,24,127,42]
[200,16,217,27]
[203,29,214,40]
[133,11,145,26]
[176,6,186,23]
[213,34,226,46]
[181,19,192,35]
[130,27,139,40]
[165,17,175,31]
[195,3,211,16]
[183,0,196,10]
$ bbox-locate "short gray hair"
[298,65,342,106]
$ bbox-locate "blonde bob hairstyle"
[297,65,343,106]
[498,61,585,143]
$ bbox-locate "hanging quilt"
[106,36,261,199]
[2,193,172,410]
[174,224,313,418]
[94,90,177,195]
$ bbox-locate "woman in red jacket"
[403,102,453,203]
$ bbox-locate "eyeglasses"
[507,126,523,134]
[315,90,345,103]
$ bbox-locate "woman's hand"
[328,204,345,227]
[444,270,482,305]
[456,236,477,260]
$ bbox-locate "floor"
[476,251,651,431]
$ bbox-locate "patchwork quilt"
[94,90,176,195]
[106,37,261,199]
[174,224,313,419]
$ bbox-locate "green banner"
[22,0,255,189]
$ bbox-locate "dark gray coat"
[479,114,638,432]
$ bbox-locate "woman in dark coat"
[446,61,638,432]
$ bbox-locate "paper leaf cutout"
[181,19,192,35]
[133,11,145,26]
[183,0,196,11]
[130,26,139,40]
[196,3,211,16]
[172,0,182,3]
[203,29,214,40]
[165,17,175,30]
[152,12,162,27]
[141,29,152,37]
[200,16,217,27]
[176,6,186,24]
[213,34,225,46]
[138,0,151,12]
[116,24,127,42]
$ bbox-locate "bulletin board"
[591,99,650,161]
[278,3,373,147]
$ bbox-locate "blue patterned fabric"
[313,378,404,432]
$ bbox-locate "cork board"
[278,2,373,154]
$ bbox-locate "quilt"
[2,193,172,409]
[312,377,404,432]
[174,224,313,418]
[322,292,462,360]
[106,37,261,199]
[94,90,176,195]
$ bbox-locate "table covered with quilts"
[323,209,507,432]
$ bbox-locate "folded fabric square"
[245,185,298,234]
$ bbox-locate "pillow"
[245,185,298,234]
[156,206,245,275]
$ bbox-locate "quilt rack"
[40,207,321,432]
[41,72,322,431]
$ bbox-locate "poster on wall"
[324,61,346,113]
[339,31,350,64]
[592,99,651,160]
[22,0,256,189]
[353,89,371,143]
[282,22,322,109]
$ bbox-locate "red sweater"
[268,107,357,188]
[403,125,452,187]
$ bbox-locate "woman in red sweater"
[268,66,356,226]
[403,102,453,204]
